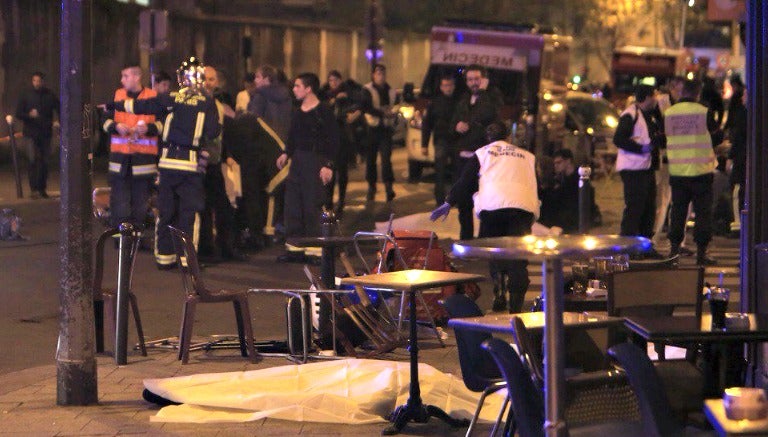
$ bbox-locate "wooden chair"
[168,226,257,364]
[93,227,146,356]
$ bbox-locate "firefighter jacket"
[664,101,716,177]
[103,87,161,177]
[114,88,221,173]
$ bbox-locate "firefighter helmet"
[176,56,205,90]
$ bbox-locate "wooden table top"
[447,311,623,335]
[705,399,768,436]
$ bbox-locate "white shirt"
[473,140,540,218]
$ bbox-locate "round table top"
[452,234,651,260]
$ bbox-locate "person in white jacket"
[431,121,538,313]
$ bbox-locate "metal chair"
[92,227,146,356]
[168,226,257,364]
[443,294,509,437]
[353,231,445,345]
[608,342,716,437]
[482,338,645,437]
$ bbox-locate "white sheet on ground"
[144,358,506,424]
[374,211,561,240]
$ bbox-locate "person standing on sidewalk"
[421,73,460,206]
[613,84,664,248]
[451,64,502,240]
[431,121,538,313]
[102,65,162,230]
[106,57,221,270]
[363,64,398,201]
[275,73,339,263]
[15,71,59,199]
[664,80,721,265]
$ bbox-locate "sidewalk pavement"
[0,334,493,437]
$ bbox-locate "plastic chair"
[443,294,509,437]
[510,316,640,426]
[168,226,257,364]
[93,227,146,356]
[482,338,645,437]
[608,342,715,437]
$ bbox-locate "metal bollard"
[114,222,135,365]
[5,115,23,199]
[578,166,592,234]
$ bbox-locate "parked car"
[524,90,620,170]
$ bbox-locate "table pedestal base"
[383,398,469,435]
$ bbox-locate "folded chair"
[443,294,509,437]
[93,227,146,356]
[168,226,257,364]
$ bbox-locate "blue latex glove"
[641,143,653,154]
[430,202,452,221]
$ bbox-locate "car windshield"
[567,97,619,129]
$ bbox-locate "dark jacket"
[247,84,293,142]
[286,102,339,170]
[451,89,501,153]
[16,86,59,138]
[422,92,460,147]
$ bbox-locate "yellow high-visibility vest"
[664,101,715,177]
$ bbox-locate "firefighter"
[106,57,221,269]
[102,65,162,231]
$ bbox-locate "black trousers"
[669,173,714,249]
[365,126,394,186]
[199,164,236,258]
[108,171,152,229]
[155,170,204,266]
[455,154,475,240]
[619,169,656,238]
[27,134,51,192]
[479,208,534,313]
[285,150,324,239]
[433,139,450,205]
[240,159,269,238]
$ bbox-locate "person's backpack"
[0,208,24,240]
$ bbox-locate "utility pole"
[366,0,383,72]
[57,0,96,406]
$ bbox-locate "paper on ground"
[374,211,560,241]
[144,358,506,424]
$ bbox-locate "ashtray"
[725,313,750,330]
[724,387,768,420]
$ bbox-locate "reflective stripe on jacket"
[106,87,160,176]
[664,102,715,177]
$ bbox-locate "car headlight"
[604,115,618,128]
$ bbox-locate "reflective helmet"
[176,56,205,89]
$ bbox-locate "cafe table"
[623,314,768,344]
[704,399,768,436]
[341,269,484,435]
[624,314,768,393]
[447,311,624,335]
[453,234,650,437]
